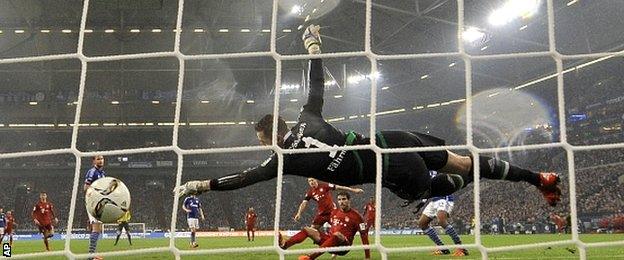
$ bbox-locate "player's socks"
[88,232,99,254]
[283,230,308,249]
[444,225,462,245]
[424,227,445,247]
[9,236,13,246]
[308,235,342,260]
[470,156,541,186]
[114,234,120,246]
[191,231,196,244]
[127,233,132,245]
[44,238,50,251]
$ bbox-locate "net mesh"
[1,0,623,259]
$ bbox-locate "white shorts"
[0,227,4,235]
[86,205,103,224]
[187,218,199,229]
[423,199,454,219]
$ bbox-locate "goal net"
[102,223,147,240]
[0,0,623,259]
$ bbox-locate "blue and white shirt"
[0,212,6,227]
[85,166,106,185]
[429,171,455,202]
[183,196,202,219]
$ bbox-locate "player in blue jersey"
[183,194,205,248]
[84,155,105,260]
[418,171,468,256]
[0,207,6,244]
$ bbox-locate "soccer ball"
[85,177,131,223]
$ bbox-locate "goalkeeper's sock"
[88,232,99,253]
[445,225,462,245]
[114,234,120,245]
[127,233,132,245]
[472,156,541,186]
[283,230,308,249]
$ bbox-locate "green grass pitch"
[7,234,623,259]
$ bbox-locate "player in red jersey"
[294,178,363,230]
[280,191,370,260]
[245,207,258,241]
[363,197,375,233]
[32,192,58,251]
[5,210,17,246]
[550,212,567,234]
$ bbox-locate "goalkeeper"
[114,210,132,246]
[176,25,562,209]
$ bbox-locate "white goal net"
[0,0,623,259]
[102,223,146,240]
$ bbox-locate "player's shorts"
[366,219,375,230]
[86,206,103,224]
[368,131,447,200]
[5,227,13,234]
[317,232,350,256]
[38,224,53,234]
[312,211,332,226]
[117,222,130,234]
[423,199,455,219]
[0,227,4,235]
[246,225,255,231]
[187,218,199,229]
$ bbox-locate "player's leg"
[305,232,349,260]
[436,207,468,256]
[282,227,321,249]
[0,228,4,244]
[188,218,199,248]
[40,226,51,251]
[124,222,132,245]
[114,223,122,246]
[419,202,449,255]
[9,232,13,246]
[247,227,251,241]
[432,150,561,206]
[251,226,255,241]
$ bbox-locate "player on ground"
[279,192,370,260]
[418,171,468,256]
[245,207,257,241]
[176,25,562,217]
[294,178,364,230]
[32,192,58,251]
[84,155,106,260]
[363,197,375,234]
[5,210,17,246]
[183,194,205,248]
[0,207,6,244]
[114,210,132,246]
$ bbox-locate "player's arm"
[332,183,364,194]
[300,58,325,118]
[182,198,191,213]
[177,154,279,196]
[83,170,94,192]
[32,206,40,226]
[200,208,205,221]
[51,204,58,224]
[294,199,309,222]
[358,217,371,259]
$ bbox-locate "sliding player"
[294,178,363,230]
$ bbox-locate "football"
[85,177,131,223]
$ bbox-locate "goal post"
[102,222,147,239]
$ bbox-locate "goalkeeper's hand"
[174,180,210,197]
